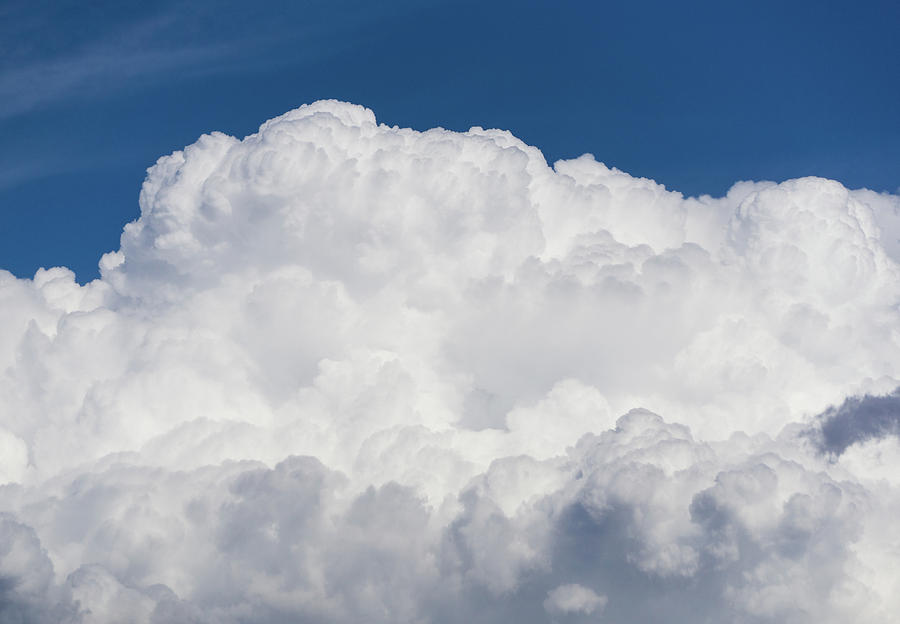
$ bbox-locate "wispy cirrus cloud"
[0,8,255,121]
[0,0,436,121]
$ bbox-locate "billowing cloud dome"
[2,101,900,623]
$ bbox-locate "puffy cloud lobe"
[543,584,606,616]
[1,100,900,622]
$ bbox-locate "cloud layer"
[2,100,900,622]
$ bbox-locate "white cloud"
[543,583,606,616]
[1,100,900,622]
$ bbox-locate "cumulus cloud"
[543,584,606,616]
[1,100,900,622]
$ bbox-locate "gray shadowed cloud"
[809,389,900,456]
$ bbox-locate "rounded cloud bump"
[1,100,900,622]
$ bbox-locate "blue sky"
[2,0,898,282]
